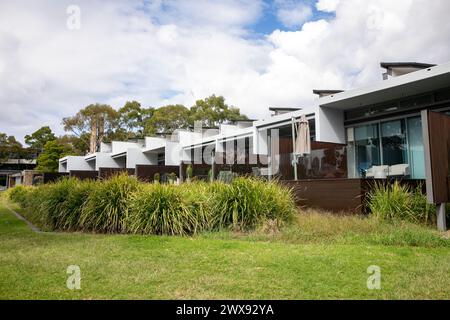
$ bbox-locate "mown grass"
[201,209,450,248]
[1,195,449,300]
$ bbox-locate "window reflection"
[354,124,381,177]
[381,120,408,166]
[347,116,427,179]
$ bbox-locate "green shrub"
[210,178,295,230]
[217,171,237,183]
[128,184,195,235]
[207,169,213,182]
[57,179,97,231]
[153,173,160,183]
[409,185,436,224]
[39,178,80,230]
[186,165,193,180]
[367,181,436,224]
[260,180,297,223]
[8,185,31,207]
[168,172,177,183]
[80,174,139,233]
[179,181,214,232]
[8,175,297,235]
[14,185,52,228]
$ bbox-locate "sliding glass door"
[407,117,425,179]
[380,119,408,166]
[353,124,381,177]
[347,116,426,179]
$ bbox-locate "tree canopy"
[189,95,248,127]
[143,95,248,134]
[24,126,56,155]
[118,101,154,139]
[62,104,119,153]
[144,104,191,135]
[36,140,74,172]
[0,133,25,160]
[2,94,249,171]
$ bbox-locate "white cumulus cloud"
[0,0,450,143]
[275,1,313,29]
[316,0,340,12]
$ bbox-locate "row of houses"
[55,61,450,227]
[60,61,450,181]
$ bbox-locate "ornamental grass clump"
[128,183,195,235]
[8,175,297,235]
[80,174,139,233]
[56,179,97,231]
[367,181,436,224]
[259,180,297,224]
[8,185,31,208]
[210,177,295,230]
[409,185,436,224]
[39,178,80,230]
[179,181,214,232]
[23,185,52,228]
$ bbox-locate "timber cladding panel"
[282,179,426,213]
[69,170,99,180]
[422,111,450,203]
[282,179,364,213]
[98,168,135,179]
[42,172,69,183]
[135,165,179,182]
[180,163,263,180]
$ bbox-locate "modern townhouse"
[58,61,450,222]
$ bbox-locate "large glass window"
[347,117,427,179]
[407,117,425,179]
[380,119,408,166]
[354,124,381,177]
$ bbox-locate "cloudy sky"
[1,0,450,142]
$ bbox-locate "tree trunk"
[90,119,97,154]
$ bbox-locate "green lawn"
[1,197,449,299]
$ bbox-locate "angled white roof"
[84,153,98,161]
[318,62,450,110]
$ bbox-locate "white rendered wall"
[111,141,143,154]
[203,128,219,137]
[95,152,123,171]
[126,148,156,169]
[316,107,345,144]
[178,130,202,147]
[145,137,166,150]
[219,124,239,135]
[253,127,269,155]
[100,142,112,153]
[59,156,93,172]
[181,149,191,163]
[58,161,67,173]
[166,141,182,165]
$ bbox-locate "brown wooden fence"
[135,165,179,182]
[69,170,99,180]
[42,172,69,184]
[98,168,135,179]
[282,178,426,214]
